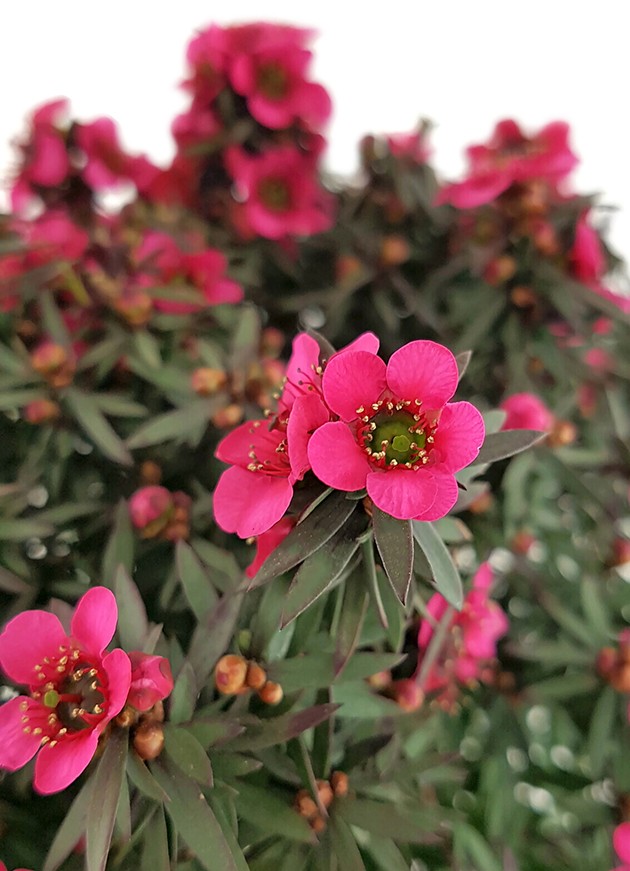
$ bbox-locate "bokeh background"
[1,0,628,262]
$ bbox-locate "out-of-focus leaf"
[532,672,599,701]
[64,387,133,466]
[412,520,463,609]
[362,835,410,871]
[472,429,545,466]
[151,757,242,871]
[40,291,71,347]
[114,565,149,650]
[334,797,435,842]
[0,388,46,410]
[176,540,218,621]
[0,567,31,594]
[267,652,405,693]
[163,723,213,786]
[454,823,503,871]
[334,568,370,676]
[126,749,169,803]
[234,781,315,843]
[131,330,162,369]
[91,394,148,418]
[140,807,170,871]
[43,779,92,871]
[126,399,215,449]
[86,726,128,871]
[102,499,134,583]
[229,704,339,752]
[229,304,261,371]
[588,686,617,777]
[328,814,366,870]
[187,589,244,686]
[0,517,55,540]
[169,661,198,725]
[373,508,413,605]
[250,490,358,589]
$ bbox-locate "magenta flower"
[307,340,484,521]
[0,587,130,794]
[386,129,431,164]
[226,146,334,240]
[437,119,578,209]
[20,210,89,268]
[129,486,174,534]
[75,117,156,192]
[500,392,554,432]
[11,99,70,212]
[127,653,173,712]
[416,563,509,704]
[245,517,296,579]
[613,822,630,871]
[0,862,32,871]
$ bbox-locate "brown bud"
[610,537,630,568]
[390,679,424,712]
[139,699,165,724]
[115,705,139,729]
[483,255,517,286]
[191,367,228,396]
[316,779,334,809]
[310,814,326,834]
[335,254,363,284]
[609,663,630,694]
[596,647,617,679]
[331,771,349,798]
[295,790,318,820]
[261,327,284,357]
[112,287,153,328]
[212,404,244,429]
[245,662,267,691]
[467,490,494,515]
[510,286,538,309]
[133,722,165,760]
[547,419,577,448]
[24,398,61,424]
[511,530,536,556]
[258,680,283,705]
[31,341,76,389]
[139,460,162,485]
[379,235,410,268]
[362,496,374,518]
[215,654,248,695]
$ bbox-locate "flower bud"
[112,287,153,327]
[483,255,517,286]
[245,661,267,691]
[30,340,76,388]
[133,722,165,760]
[379,235,410,268]
[128,486,174,538]
[139,460,162,485]
[258,680,283,705]
[610,538,630,568]
[212,404,244,428]
[511,530,536,556]
[261,327,285,357]
[215,654,248,695]
[510,286,538,309]
[467,491,494,515]
[295,789,318,820]
[331,771,349,798]
[335,254,363,285]
[127,652,174,712]
[367,670,391,690]
[390,679,424,712]
[24,398,61,424]
[596,647,617,680]
[115,705,139,729]
[547,419,577,448]
[316,779,334,809]
[191,367,228,396]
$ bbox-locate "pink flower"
[214,332,378,538]
[0,862,32,871]
[386,129,431,164]
[437,119,578,209]
[613,822,630,871]
[227,24,331,130]
[75,117,156,192]
[569,212,605,284]
[0,587,131,794]
[11,99,70,212]
[246,517,296,578]
[129,486,173,536]
[500,392,554,432]
[126,652,173,712]
[226,146,334,240]
[21,210,89,267]
[416,563,509,704]
[307,340,485,521]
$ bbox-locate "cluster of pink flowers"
[213,333,485,538]
[415,562,509,708]
[0,588,172,794]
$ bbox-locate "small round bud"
[24,398,61,425]
[316,779,334,809]
[467,491,494,515]
[609,663,630,694]
[310,815,326,834]
[295,790,318,820]
[596,647,617,679]
[331,771,349,798]
[191,367,228,396]
[246,662,267,691]
[510,286,538,309]
[379,235,410,268]
[390,679,424,712]
[215,655,248,695]
[511,530,536,556]
[140,460,162,485]
[483,255,517,286]
[133,722,165,760]
[547,419,577,448]
[610,538,630,568]
[212,404,244,429]
[258,680,283,705]
[367,670,391,690]
[112,287,153,327]
[115,705,139,729]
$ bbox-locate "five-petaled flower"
[307,340,485,521]
[0,587,130,794]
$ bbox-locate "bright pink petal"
[413,473,459,521]
[308,421,371,491]
[431,402,485,472]
[615,823,630,862]
[417,594,450,649]
[0,611,67,684]
[246,517,296,579]
[386,341,458,408]
[287,393,330,480]
[337,331,379,356]
[70,587,117,658]
[34,730,99,794]
[101,648,132,723]
[215,420,266,465]
[0,696,42,770]
[213,466,293,538]
[366,469,438,520]
[473,562,494,592]
[281,333,321,412]
[322,350,386,421]
[435,171,512,209]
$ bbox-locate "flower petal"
[0,696,42,770]
[322,350,386,421]
[615,823,630,862]
[386,341,458,408]
[34,730,99,794]
[101,648,132,723]
[366,469,438,520]
[213,466,294,538]
[280,334,321,412]
[417,595,450,649]
[413,474,459,522]
[287,393,330,480]
[70,587,118,658]
[0,611,67,685]
[215,419,266,466]
[337,332,379,356]
[431,402,485,473]
[308,421,371,491]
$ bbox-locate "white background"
[1,1,628,261]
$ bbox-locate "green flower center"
[259,178,291,212]
[356,400,435,470]
[257,63,289,100]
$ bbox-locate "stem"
[415,604,455,691]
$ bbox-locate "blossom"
[386,129,431,164]
[226,146,334,240]
[0,587,130,794]
[500,392,554,432]
[415,563,509,706]
[11,99,70,212]
[126,653,173,712]
[246,517,296,578]
[20,210,89,268]
[437,119,578,209]
[612,822,630,871]
[75,117,156,192]
[307,340,485,521]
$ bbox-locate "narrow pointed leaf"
[176,540,218,621]
[114,565,149,650]
[335,797,439,842]
[250,490,358,588]
[126,749,169,803]
[163,723,213,786]
[126,399,215,449]
[102,499,134,583]
[412,520,463,609]
[471,429,545,466]
[43,779,92,871]
[234,781,315,843]
[169,661,198,725]
[334,568,370,676]
[187,589,244,685]
[86,726,129,871]
[64,387,133,466]
[372,508,413,605]
[229,703,339,752]
[141,807,170,871]
[328,815,366,871]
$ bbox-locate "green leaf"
[250,490,358,589]
[588,686,617,777]
[0,388,46,410]
[132,330,162,369]
[532,672,599,701]
[234,782,315,843]
[126,750,169,803]
[169,661,198,725]
[267,652,404,693]
[102,499,135,584]
[86,727,129,871]
[92,393,148,418]
[141,807,170,871]
[229,304,261,371]
[64,387,133,466]
[40,291,71,347]
[183,717,245,750]
[114,565,149,650]
[229,704,339,752]
[126,399,215,449]
[281,521,362,627]
[43,778,92,871]
[151,757,242,871]
[472,429,545,466]
[187,589,244,686]
[163,723,213,786]
[0,517,55,540]
[176,540,218,621]
[328,814,366,871]
[412,520,463,609]
[454,823,503,871]
[334,797,434,843]
[334,568,370,676]
[372,508,413,605]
